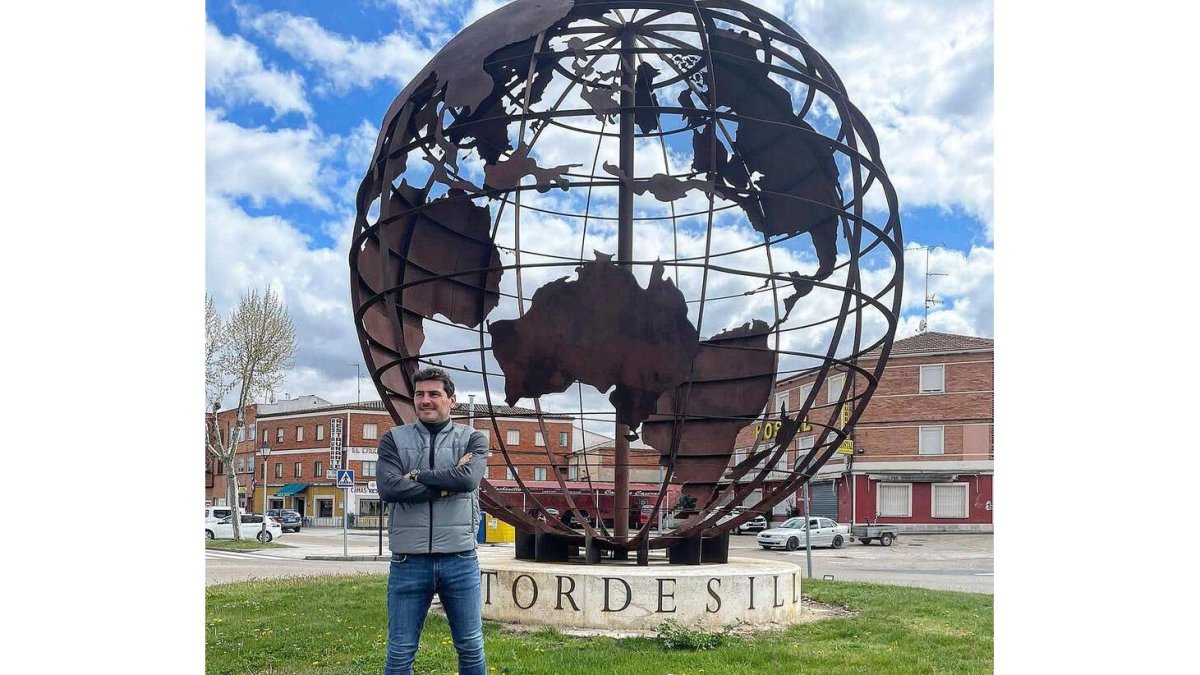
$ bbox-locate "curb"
[304,555,392,561]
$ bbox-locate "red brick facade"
[205,399,574,521]
[727,331,994,532]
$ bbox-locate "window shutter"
[932,484,968,518]
[878,483,911,517]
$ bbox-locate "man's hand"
[457,452,474,467]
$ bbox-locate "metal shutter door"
[808,481,838,519]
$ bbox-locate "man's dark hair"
[412,367,455,397]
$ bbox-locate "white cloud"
[206,195,362,405]
[206,22,311,117]
[781,0,994,238]
[205,109,333,209]
[239,8,436,94]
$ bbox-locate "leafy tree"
[205,288,297,540]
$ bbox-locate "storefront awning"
[866,473,959,482]
[274,483,309,497]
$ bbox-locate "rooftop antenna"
[906,245,947,333]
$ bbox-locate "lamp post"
[259,441,271,543]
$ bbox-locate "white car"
[757,516,850,550]
[206,513,283,543]
[717,508,769,534]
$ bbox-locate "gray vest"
[385,422,480,554]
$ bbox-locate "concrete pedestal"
[479,556,803,630]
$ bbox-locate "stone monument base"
[480,556,803,631]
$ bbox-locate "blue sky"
[205,0,995,406]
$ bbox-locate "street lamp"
[258,441,272,543]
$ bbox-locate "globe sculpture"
[350,0,903,564]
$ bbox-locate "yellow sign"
[753,421,783,440]
[837,439,855,455]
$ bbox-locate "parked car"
[204,505,245,526]
[718,508,769,534]
[757,516,850,550]
[561,509,593,528]
[206,513,283,543]
[267,508,303,533]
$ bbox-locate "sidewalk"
[267,529,516,562]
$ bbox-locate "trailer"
[851,521,899,546]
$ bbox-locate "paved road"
[206,529,992,594]
[728,531,993,594]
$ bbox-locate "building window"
[317,499,333,518]
[316,424,325,441]
[274,462,283,478]
[363,423,378,440]
[362,461,377,477]
[932,483,968,518]
[559,431,569,447]
[568,465,579,480]
[877,483,912,517]
[294,462,302,478]
[236,425,245,442]
[919,364,945,393]
[295,426,304,442]
[506,466,517,479]
[827,374,845,403]
[237,457,245,473]
[797,436,815,456]
[262,427,268,442]
[276,428,284,443]
[315,460,323,478]
[919,426,945,455]
[506,430,520,446]
[775,392,789,413]
[247,456,254,476]
[535,432,545,446]
[534,467,547,481]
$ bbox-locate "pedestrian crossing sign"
[336,469,355,488]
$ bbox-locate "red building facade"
[205,397,576,525]
[731,331,994,533]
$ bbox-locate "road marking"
[974,572,994,576]
[205,550,288,560]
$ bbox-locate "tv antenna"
[906,245,948,333]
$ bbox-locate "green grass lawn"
[207,575,991,674]
[206,539,293,551]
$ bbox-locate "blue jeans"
[385,550,486,675]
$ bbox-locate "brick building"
[730,331,994,533]
[205,397,577,525]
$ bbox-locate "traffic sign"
[336,469,355,488]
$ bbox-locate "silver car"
[757,516,850,550]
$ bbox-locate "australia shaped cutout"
[490,253,700,430]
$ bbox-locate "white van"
[205,505,246,525]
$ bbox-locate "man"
[377,368,489,675]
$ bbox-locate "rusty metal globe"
[350,0,903,555]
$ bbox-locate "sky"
[204,0,996,411]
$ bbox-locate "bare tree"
[205,288,297,541]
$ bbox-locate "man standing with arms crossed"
[377,368,489,675]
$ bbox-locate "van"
[205,505,246,525]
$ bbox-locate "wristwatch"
[406,469,421,482]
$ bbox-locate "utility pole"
[347,363,362,404]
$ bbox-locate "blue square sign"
[336,469,355,488]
